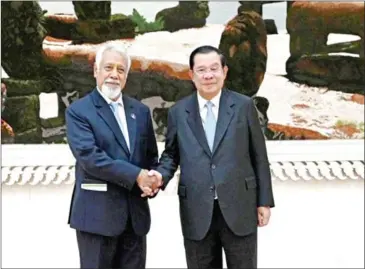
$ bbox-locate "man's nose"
[203,72,214,79]
[109,68,118,78]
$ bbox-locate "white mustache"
[104,81,120,85]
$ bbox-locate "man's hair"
[189,45,226,70]
[94,42,131,74]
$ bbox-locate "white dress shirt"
[197,90,221,127]
[97,87,130,150]
[197,90,222,199]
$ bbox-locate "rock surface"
[3,18,364,142]
[1,1,47,79]
[44,13,136,44]
[155,1,209,32]
[72,1,111,21]
[285,2,364,90]
[219,11,267,97]
[286,54,364,94]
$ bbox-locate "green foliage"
[73,17,136,44]
[1,82,7,113]
[111,13,129,21]
[155,1,209,32]
[335,119,364,132]
[1,78,49,97]
[193,1,210,18]
[333,120,364,139]
[1,1,48,78]
[2,95,40,134]
[359,122,365,134]
[128,9,164,34]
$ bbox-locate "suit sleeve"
[146,108,159,170]
[132,108,160,198]
[65,106,141,191]
[247,98,275,208]
[156,108,180,190]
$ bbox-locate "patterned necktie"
[204,101,216,151]
[110,102,129,150]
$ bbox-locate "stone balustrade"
[2,139,364,268]
[2,140,364,187]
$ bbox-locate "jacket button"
[211,164,216,169]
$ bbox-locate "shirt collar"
[197,90,222,111]
[97,86,124,107]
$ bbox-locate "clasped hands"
[136,169,163,197]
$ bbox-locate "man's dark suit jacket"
[157,88,275,240]
[65,88,158,237]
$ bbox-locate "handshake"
[136,169,163,198]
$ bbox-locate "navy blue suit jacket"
[65,88,158,237]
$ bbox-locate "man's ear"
[223,65,228,79]
[93,63,98,78]
[188,69,194,80]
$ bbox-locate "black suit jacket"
[65,89,159,237]
[157,89,275,240]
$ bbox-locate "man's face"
[94,50,128,100]
[189,51,228,99]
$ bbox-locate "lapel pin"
[131,113,136,119]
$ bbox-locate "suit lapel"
[91,89,130,156]
[123,95,136,158]
[212,89,235,154]
[186,93,212,157]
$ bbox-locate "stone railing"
[2,139,364,187]
[2,139,364,268]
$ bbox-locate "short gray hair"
[94,42,131,74]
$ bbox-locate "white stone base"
[2,178,364,268]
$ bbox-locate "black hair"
[189,45,226,70]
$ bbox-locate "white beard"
[101,83,121,100]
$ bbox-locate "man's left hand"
[257,206,271,227]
